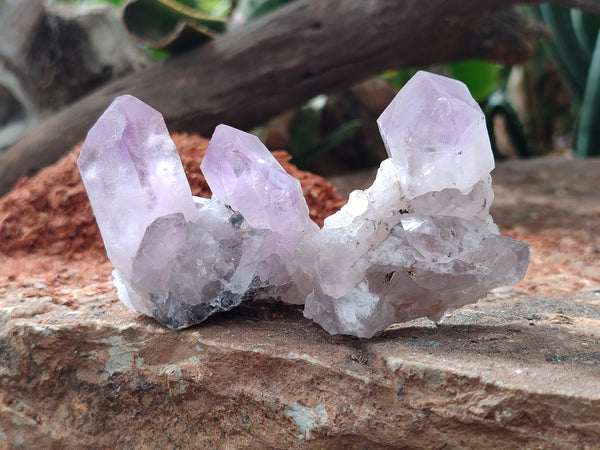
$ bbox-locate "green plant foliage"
[445,60,500,102]
[122,0,226,51]
[571,8,600,57]
[537,5,600,156]
[233,0,295,22]
[537,5,591,101]
[288,96,360,170]
[576,30,600,157]
[484,91,530,159]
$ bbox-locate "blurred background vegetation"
[49,0,600,171]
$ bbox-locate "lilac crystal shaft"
[77,95,196,277]
[201,124,317,236]
[200,124,317,306]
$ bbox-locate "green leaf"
[445,60,500,102]
[233,0,295,23]
[570,9,600,57]
[537,4,590,101]
[576,28,600,157]
[123,0,226,51]
[484,91,530,159]
[193,0,232,18]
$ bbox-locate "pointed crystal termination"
[377,71,495,199]
[201,124,318,237]
[77,95,196,277]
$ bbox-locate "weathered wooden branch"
[0,0,598,195]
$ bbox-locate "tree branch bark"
[0,0,597,194]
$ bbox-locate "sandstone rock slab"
[1,155,599,448]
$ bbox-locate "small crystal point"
[201,124,317,236]
[77,95,196,277]
[377,71,495,198]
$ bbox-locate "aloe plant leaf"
[195,0,232,18]
[446,60,500,102]
[570,8,600,57]
[123,0,226,51]
[537,4,590,100]
[576,28,600,157]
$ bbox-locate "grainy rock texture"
[1,155,599,448]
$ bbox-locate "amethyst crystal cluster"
[78,71,529,337]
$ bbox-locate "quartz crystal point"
[201,124,317,237]
[200,124,317,305]
[77,95,196,278]
[297,71,529,338]
[377,71,495,199]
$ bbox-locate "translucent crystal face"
[77,95,196,276]
[201,124,317,235]
[377,71,495,198]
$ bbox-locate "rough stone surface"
[0,155,599,448]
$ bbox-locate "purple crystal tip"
[77,95,196,276]
[377,71,495,198]
[201,124,317,234]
